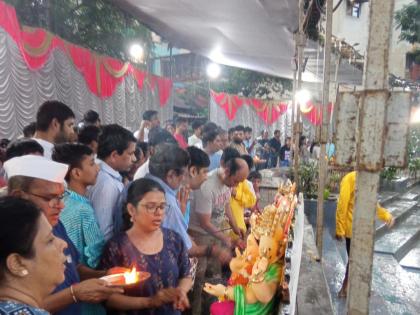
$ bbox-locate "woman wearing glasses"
[100,178,192,315]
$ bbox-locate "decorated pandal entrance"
[203,180,304,315]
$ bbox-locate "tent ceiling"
[113,0,299,79]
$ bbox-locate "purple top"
[100,228,190,315]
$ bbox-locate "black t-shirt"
[280,144,291,161]
[268,137,281,153]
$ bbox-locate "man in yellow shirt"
[335,171,394,297]
[229,155,256,241]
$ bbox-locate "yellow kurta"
[230,180,257,233]
[336,171,392,238]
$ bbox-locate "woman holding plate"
[100,178,192,315]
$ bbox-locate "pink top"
[174,133,188,149]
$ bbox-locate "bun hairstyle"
[0,197,42,282]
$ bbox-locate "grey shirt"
[189,169,231,236]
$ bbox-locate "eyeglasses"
[139,203,167,214]
[26,190,69,206]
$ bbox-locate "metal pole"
[293,0,306,186]
[347,0,395,314]
[315,0,333,258]
[291,69,297,137]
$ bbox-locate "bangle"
[70,285,78,303]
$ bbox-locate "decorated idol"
[204,180,297,315]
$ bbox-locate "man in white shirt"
[188,120,204,149]
[134,110,160,142]
[133,128,178,180]
[33,100,76,159]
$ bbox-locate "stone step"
[377,191,399,207]
[399,238,420,271]
[375,200,418,238]
[407,179,420,190]
[374,207,420,261]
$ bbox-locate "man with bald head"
[188,147,249,314]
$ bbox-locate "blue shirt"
[0,301,49,315]
[53,221,81,315]
[183,201,191,227]
[88,160,124,241]
[146,174,192,250]
[326,142,335,159]
[61,190,105,268]
[208,152,222,171]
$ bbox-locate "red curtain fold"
[301,101,334,126]
[210,90,245,121]
[210,90,288,125]
[0,0,172,106]
[211,90,334,126]
[155,77,173,108]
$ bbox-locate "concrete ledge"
[297,216,334,315]
[380,177,410,193]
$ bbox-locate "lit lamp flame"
[124,267,139,284]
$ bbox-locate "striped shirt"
[61,189,105,268]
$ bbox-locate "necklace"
[0,285,40,308]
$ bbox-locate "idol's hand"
[203,283,226,297]
[252,257,268,277]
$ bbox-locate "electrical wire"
[333,0,344,12]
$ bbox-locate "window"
[346,0,362,18]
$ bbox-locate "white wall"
[332,0,414,78]
[389,0,415,77]
[332,0,370,53]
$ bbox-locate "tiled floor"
[318,209,420,315]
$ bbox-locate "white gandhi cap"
[3,155,69,184]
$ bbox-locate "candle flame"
[123,267,139,284]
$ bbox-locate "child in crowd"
[52,143,105,269]
[244,171,262,227]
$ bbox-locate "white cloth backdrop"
[0,26,173,140]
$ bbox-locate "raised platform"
[297,217,334,315]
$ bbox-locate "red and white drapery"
[0,0,172,107]
[210,90,333,126]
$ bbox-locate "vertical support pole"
[291,69,297,138]
[315,0,333,258]
[293,0,306,186]
[208,80,211,121]
[169,45,173,80]
[347,0,395,314]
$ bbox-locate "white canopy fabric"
[114,0,299,79]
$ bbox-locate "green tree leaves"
[5,0,154,64]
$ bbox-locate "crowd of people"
[0,100,329,315]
